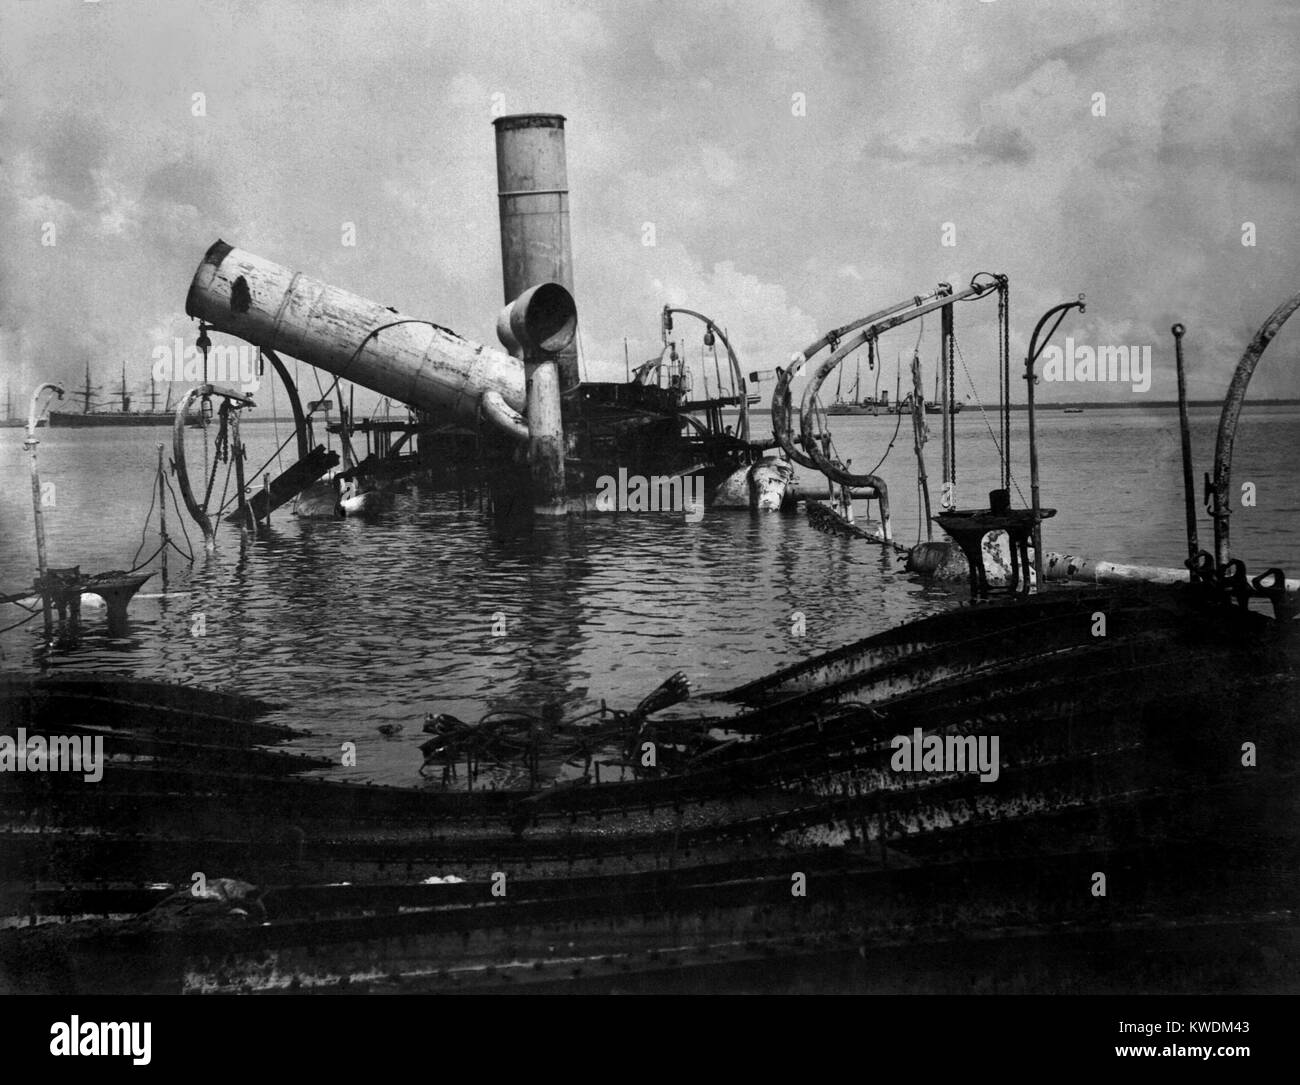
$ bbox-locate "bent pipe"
[173,385,255,549]
[663,306,751,443]
[1211,289,1300,567]
[771,362,821,471]
[792,289,944,367]
[797,282,989,489]
[261,348,309,463]
[662,306,772,451]
[26,383,64,440]
[786,478,880,503]
[481,389,530,442]
[186,240,529,441]
[772,291,943,467]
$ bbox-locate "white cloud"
[0,0,1295,411]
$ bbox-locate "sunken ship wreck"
[1,111,1296,995]
[174,114,791,537]
[4,292,1297,994]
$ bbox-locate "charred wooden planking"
[4,841,1294,994]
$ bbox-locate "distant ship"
[1,384,35,428]
[891,391,963,416]
[826,353,962,417]
[48,363,200,428]
[824,353,892,415]
[825,398,889,416]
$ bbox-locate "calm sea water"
[2,405,1296,784]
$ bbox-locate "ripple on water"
[2,410,1298,784]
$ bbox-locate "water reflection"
[3,409,1297,785]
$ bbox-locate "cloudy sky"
[1,0,1297,413]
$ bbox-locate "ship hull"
[48,411,198,428]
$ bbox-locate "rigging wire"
[859,316,925,478]
[162,470,196,561]
[953,331,1027,507]
[131,466,162,569]
[0,609,40,636]
[267,349,285,477]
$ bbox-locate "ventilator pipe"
[1210,290,1300,568]
[186,241,528,440]
[496,282,577,515]
[497,282,578,359]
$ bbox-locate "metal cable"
[0,609,41,636]
[953,333,1027,508]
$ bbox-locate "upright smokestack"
[493,114,578,389]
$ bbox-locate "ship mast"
[81,362,93,414]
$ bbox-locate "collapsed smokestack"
[493,114,579,390]
[185,240,530,441]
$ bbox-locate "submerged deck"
[1,583,1296,994]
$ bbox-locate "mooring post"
[156,444,168,591]
[1171,324,1199,572]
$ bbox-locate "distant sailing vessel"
[48,363,199,428]
[1,384,35,429]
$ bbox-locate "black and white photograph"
[0,0,1295,1053]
